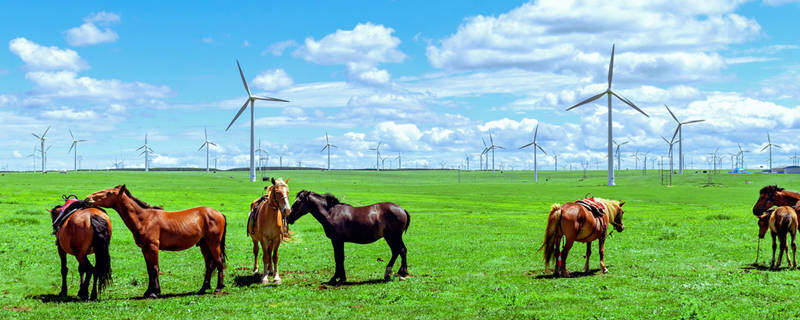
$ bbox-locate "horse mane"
[760,185,785,194]
[595,198,621,220]
[300,190,343,208]
[116,185,163,210]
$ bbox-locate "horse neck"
[308,197,335,229]
[778,190,800,206]
[113,193,148,233]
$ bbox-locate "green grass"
[0,169,798,319]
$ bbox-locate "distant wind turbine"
[665,105,705,174]
[67,129,87,172]
[137,133,154,172]
[370,141,382,171]
[31,126,50,174]
[486,132,504,173]
[225,60,289,182]
[613,140,628,171]
[519,124,547,182]
[565,44,649,186]
[321,132,337,171]
[198,127,217,173]
[761,131,781,172]
[662,131,679,184]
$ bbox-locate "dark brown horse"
[48,202,112,300]
[86,185,227,298]
[753,185,800,216]
[758,206,798,270]
[286,190,410,285]
[541,198,625,277]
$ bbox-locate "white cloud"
[9,38,88,71]
[243,40,250,47]
[375,121,425,151]
[151,154,179,166]
[202,37,213,43]
[42,107,98,120]
[65,11,120,47]
[84,11,120,24]
[25,71,171,100]
[252,69,294,91]
[109,103,126,113]
[13,151,22,158]
[264,40,297,56]
[294,22,405,85]
[426,0,761,83]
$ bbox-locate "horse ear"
[119,184,127,194]
[285,178,290,183]
[619,201,625,207]
[271,177,276,185]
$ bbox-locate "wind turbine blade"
[496,146,505,150]
[208,142,217,147]
[671,126,679,143]
[519,141,535,149]
[43,125,50,137]
[620,141,628,146]
[664,105,679,123]
[252,95,290,102]
[661,136,669,144]
[768,132,771,144]
[204,127,208,141]
[68,142,75,153]
[32,133,41,139]
[533,124,539,142]
[537,144,547,155]
[236,60,251,97]
[331,145,338,148]
[78,139,87,142]
[738,143,743,152]
[761,145,769,152]
[321,145,328,152]
[225,100,250,131]
[69,129,75,140]
[682,119,705,125]
[774,144,782,149]
[325,132,329,144]
[566,92,605,111]
[611,91,648,117]
[489,133,494,145]
[482,137,487,147]
[198,142,207,152]
[608,44,615,90]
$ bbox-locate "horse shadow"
[742,262,794,272]
[130,291,201,300]
[316,279,388,289]
[28,294,84,303]
[531,268,602,279]
[233,273,261,287]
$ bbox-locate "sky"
[2,0,800,171]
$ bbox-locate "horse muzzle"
[614,224,624,232]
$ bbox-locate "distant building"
[785,166,800,174]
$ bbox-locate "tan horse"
[758,206,798,270]
[541,198,625,277]
[86,185,227,298]
[248,178,291,284]
[48,203,112,300]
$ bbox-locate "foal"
[758,206,798,270]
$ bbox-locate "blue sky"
[2,0,800,171]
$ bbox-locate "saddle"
[575,198,606,218]
[247,195,269,235]
[52,195,106,235]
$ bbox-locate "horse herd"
[47,179,790,301]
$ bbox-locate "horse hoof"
[143,292,158,299]
[399,276,408,281]
[273,278,282,285]
[602,268,609,274]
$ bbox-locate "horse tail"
[220,213,228,265]
[90,214,112,293]
[539,203,563,270]
[403,209,410,233]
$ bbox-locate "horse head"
[86,185,127,208]
[270,177,291,217]
[753,185,783,216]
[287,190,313,224]
[610,201,625,232]
[757,211,771,239]
[48,205,63,222]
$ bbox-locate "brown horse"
[248,178,291,284]
[758,206,798,270]
[286,190,410,285]
[753,185,800,216]
[86,185,227,298]
[48,202,112,300]
[541,199,625,277]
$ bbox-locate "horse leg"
[599,236,608,273]
[271,241,281,284]
[260,240,271,284]
[771,232,777,270]
[779,233,788,269]
[142,245,161,298]
[397,238,409,279]
[77,255,93,300]
[198,243,213,294]
[560,238,574,278]
[383,236,400,281]
[208,239,225,293]
[584,242,592,273]
[58,246,68,297]
[252,239,260,276]
[553,238,562,277]
[328,239,345,285]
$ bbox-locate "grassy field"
[0,169,798,319]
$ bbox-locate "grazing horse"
[48,201,112,300]
[286,190,410,285]
[86,185,227,298]
[541,198,625,277]
[758,206,798,270]
[247,178,291,284]
[753,185,800,216]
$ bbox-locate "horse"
[85,185,227,298]
[758,206,798,270]
[48,201,112,300]
[286,190,410,285]
[753,185,800,216]
[247,178,291,284]
[540,198,625,277]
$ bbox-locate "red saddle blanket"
[575,198,606,218]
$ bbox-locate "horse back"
[251,201,283,240]
[156,207,226,248]
[771,206,798,234]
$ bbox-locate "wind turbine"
[565,44,649,186]
[707,148,720,173]
[31,126,50,174]
[737,143,750,169]
[27,147,38,172]
[137,133,154,172]
[613,140,628,171]
[370,141,382,171]
[761,132,781,172]
[553,154,558,172]
[198,127,217,173]
[255,139,266,175]
[225,60,289,182]
[480,137,489,171]
[519,124,547,182]
[662,131,679,185]
[397,153,402,170]
[320,132,337,171]
[664,105,704,174]
[67,129,87,172]
[486,132,504,173]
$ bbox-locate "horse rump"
[540,203,563,270]
[89,215,112,293]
